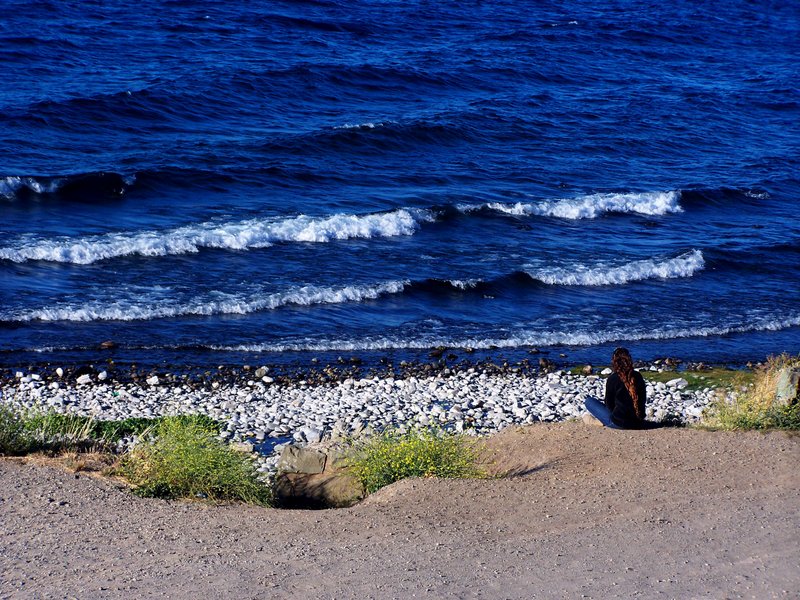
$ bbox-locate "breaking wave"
[0,208,434,264]
[462,190,682,219]
[2,281,409,322]
[0,176,62,198]
[527,250,704,286]
[0,172,134,202]
[0,190,687,264]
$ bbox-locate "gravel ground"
[2,423,798,599]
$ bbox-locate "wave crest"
[3,281,409,323]
[1,172,134,202]
[528,250,704,286]
[463,190,682,219]
[1,176,61,198]
[0,208,433,264]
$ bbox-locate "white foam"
[462,190,682,220]
[528,250,704,286]
[3,281,409,322]
[333,121,388,130]
[0,176,62,199]
[448,279,481,290]
[0,208,434,264]
[211,314,800,353]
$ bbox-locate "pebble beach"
[0,360,719,475]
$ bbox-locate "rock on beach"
[0,366,718,475]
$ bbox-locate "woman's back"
[604,371,647,429]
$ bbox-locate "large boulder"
[275,471,363,509]
[275,443,363,508]
[775,367,800,406]
[278,445,327,474]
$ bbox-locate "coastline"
[1,356,730,475]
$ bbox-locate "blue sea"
[1,0,798,369]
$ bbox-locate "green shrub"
[120,417,272,505]
[0,405,33,455]
[346,427,486,495]
[703,354,800,430]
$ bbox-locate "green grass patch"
[23,412,220,445]
[570,365,753,391]
[345,427,487,495]
[640,368,753,391]
[1,408,222,456]
[702,354,800,431]
[120,416,272,506]
[0,405,34,455]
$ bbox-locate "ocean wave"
[2,281,409,323]
[333,121,392,130]
[0,208,433,264]
[527,250,704,286]
[461,190,682,219]
[0,176,62,198]
[210,314,800,353]
[264,117,474,154]
[0,172,134,202]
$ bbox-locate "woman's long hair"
[612,347,643,419]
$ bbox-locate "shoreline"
[0,351,760,387]
[1,357,729,475]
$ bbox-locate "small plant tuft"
[703,354,800,430]
[346,427,487,495]
[120,416,272,505]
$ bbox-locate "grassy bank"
[0,408,273,505]
[702,355,800,431]
[345,427,487,494]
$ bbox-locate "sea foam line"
[211,314,800,353]
[528,250,704,286]
[2,281,410,323]
[0,208,434,265]
[462,190,682,220]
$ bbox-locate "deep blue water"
[1,0,799,368]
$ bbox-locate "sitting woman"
[585,347,647,429]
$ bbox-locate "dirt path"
[2,423,798,599]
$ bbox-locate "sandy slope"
[1,423,798,599]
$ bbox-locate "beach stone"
[76,374,92,385]
[278,445,327,474]
[775,367,800,405]
[301,426,323,444]
[600,368,613,376]
[97,371,108,381]
[56,368,64,377]
[146,375,159,386]
[582,413,603,427]
[231,441,254,453]
[667,378,688,389]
